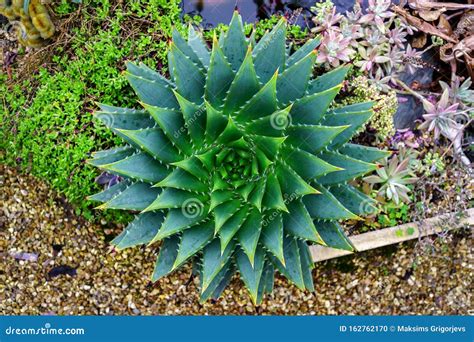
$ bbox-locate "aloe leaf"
[173,221,214,269]
[126,73,178,109]
[126,62,173,87]
[112,212,164,250]
[252,135,286,160]
[329,184,377,215]
[210,190,234,212]
[205,35,235,107]
[188,25,210,67]
[290,85,341,125]
[262,173,287,212]
[222,11,248,71]
[285,125,348,154]
[115,128,182,163]
[94,106,155,130]
[216,117,242,144]
[236,246,265,304]
[276,162,318,197]
[297,240,315,292]
[156,168,208,193]
[257,262,275,303]
[253,18,286,83]
[200,260,234,302]
[214,199,241,232]
[98,182,160,211]
[236,71,278,122]
[256,148,273,171]
[88,146,136,167]
[271,235,305,290]
[195,146,218,171]
[307,65,350,94]
[245,105,292,137]
[144,188,206,212]
[201,239,235,292]
[237,208,262,266]
[142,104,192,155]
[98,152,170,183]
[219,205,250,252]
[223,48,260,114]
[318,151,377,184]
[314,220,354,251]
[303,185,358,220]
[171,156,208,181]
[277,51,316,105]
[169,43,205,103]
[283,146,341,180]
[248,178,266,212]
[338,143,390,163]
[88,179,132,203]
[174,92,206,148]
[322,111,373,149]
[261,212,285,265]
[150,208,209,243]
[205,101,228,142]
[172,27,203,67]
[333,101,374,113]
[284,200,324,244]
[152,235,180,281]
[286,37,320,67]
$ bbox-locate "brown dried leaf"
[412,32,427,48]
[437,14,453,36]
[408,0,474,11]
[391,5,458,43]
[419,9,445,22]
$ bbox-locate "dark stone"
[47,265,77,279]
[394,51,436,129]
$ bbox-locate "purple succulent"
[355,46,390,73]
[95,172,122,189]
[316,30,355,67]
[370,68,393,92]
[391,128,422,149]
[312,6,343,34]
[419,89,461,140]
[388,27,407,49]
[359,0,394,33]
[403,45,424,74]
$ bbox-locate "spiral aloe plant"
[88,12,389,304]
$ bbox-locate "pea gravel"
[1,165,472,315]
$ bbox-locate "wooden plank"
[310,208,474,262]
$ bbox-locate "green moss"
[1,0,189,222]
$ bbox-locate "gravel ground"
[1,165,473,315]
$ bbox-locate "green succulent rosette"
[88,12,388,304]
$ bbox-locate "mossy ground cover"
[0,0,306,222]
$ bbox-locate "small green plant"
[377,201,410,227]
[89,12,388,303]
[418,152,445,176]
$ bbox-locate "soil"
[1,164,472,315]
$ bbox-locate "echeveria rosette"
[88,12,388,304]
